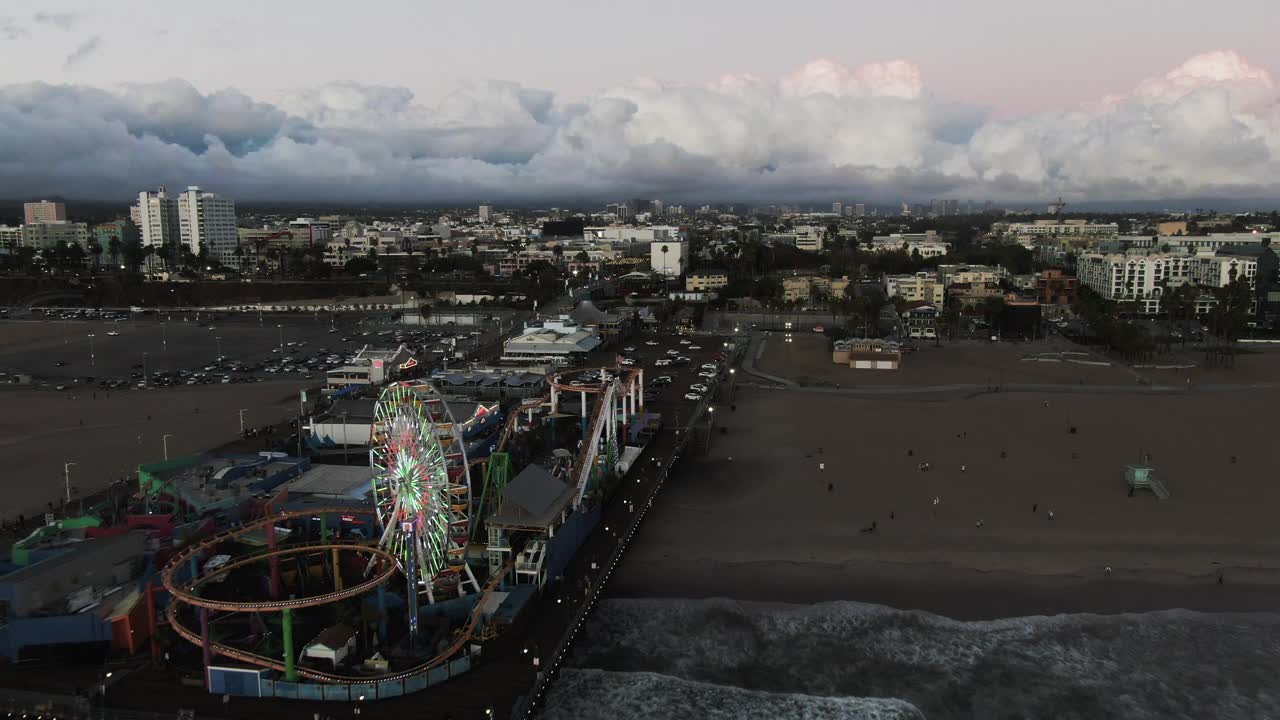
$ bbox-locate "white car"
[666,349,680,356]
[654,359,671,366]
[689,345,702,350]
[699,371,717,379]
[623,346,636,352]
[106,331,120,336]
[684,393,703,401]
[701,363,718,370]
[689,383,709,393]
[679,339,692,345]
[621,358,636,366]
[656,375,673,383]
[645,340,659,346]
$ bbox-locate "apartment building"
[883,272,945,309]
[133,187,181,254]
[23,200,66,225]
[1004,220,1119,238]
[868,232,950,258]
[178,187,238,266]
[686,270,729,292]
[20,221,89,249]
[1035,269,1079,306]
[936,264,1006,288]
[794,225,824,252]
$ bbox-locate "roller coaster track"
[166,560,513,684]
[168,539,398,612]
[162,504,516,683]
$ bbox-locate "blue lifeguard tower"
[1125,465,1169,499]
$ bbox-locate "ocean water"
[541,598,1280,720]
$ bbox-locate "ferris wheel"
[368,382,477,610]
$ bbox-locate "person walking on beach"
[1048,510,1055,520]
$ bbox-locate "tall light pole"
[215,336,223,361]
[88,333,95,367]
[162,434,173,461]
[64,462,77,504]
[277,324,284,356]
[238,409,248,435]
[142,352,149,387]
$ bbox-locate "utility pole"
[64,462,77,504]
[162,434,173,461]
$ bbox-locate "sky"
[2,0,1280,205]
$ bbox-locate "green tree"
[107,236,122,266]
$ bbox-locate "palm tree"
[88,240,103,270]
[107,236,122,266]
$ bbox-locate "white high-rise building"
[832,202,843,215]
[178,187,238,266]
[479,205,493,223]
[134,188,181,264]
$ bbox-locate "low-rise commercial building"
[325,345,417,391]
[502,318,601,364]
[832,338,901,370]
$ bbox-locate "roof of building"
[284,465,372,500]
[488,464,576,529]
[1,532,144,585]
[569,300,619,325]
[505,328,601,354]
[308,623,356,650]
[1217,244,1276,258]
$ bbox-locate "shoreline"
[607,558,1280,620]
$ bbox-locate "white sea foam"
[547,598,1280,720]
[542,668,925,720]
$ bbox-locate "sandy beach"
[0,381,310,521]
[611,380,1280,617]
[756,333,1280,389]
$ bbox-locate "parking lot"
[564,331,735,427]
[0,308,510,391]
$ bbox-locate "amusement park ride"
[158,366,648,693]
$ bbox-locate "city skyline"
[2,2,1280,204]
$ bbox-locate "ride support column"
[267,521,281,599]
[199,607,212,685]
[282,608,297,682]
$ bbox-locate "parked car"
[689,383,709,393]
[684,393,703,401]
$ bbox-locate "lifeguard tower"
[1125,465,1169,499]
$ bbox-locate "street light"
[143,352,149,386]
[88,333,95,367]
[64,462,77,504]
[162,434,174,461]
[277,324,284,355]
[215,336,223,361]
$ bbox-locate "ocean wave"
[556,598,1280,720]
[541,669,924,720]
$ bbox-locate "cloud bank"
[2,51,1279,205]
